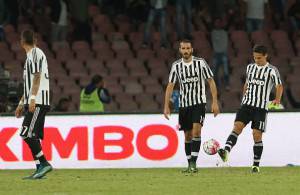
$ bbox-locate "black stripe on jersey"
[46,90,49,105]
[170,71,176,83]
[42,90,45,105]
[192,60,197,105]
[179,62,184,107]
[270,65,282,85]
[184,65,189,107]
[257,67,269,108]
[251,67,264,107]
[202,60,213,79]
[24,74,28,101]
[245,64,256,105]
[39,56,44,70]
[261,69,272,108]
[32,48,37,73]
[26,62,31,95]
[197,61,203,104]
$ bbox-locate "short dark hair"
[21,29,36,45]
[253,44,268,55]
[179,39,192,46]
[91,75,103,85]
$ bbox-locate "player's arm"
[15,95,24,118]
[164,83,175,120]
[271,68,283,105]
[29,72,41,112]
[273,84,283,105]
[207,78,220,117]
[243,82,247,96]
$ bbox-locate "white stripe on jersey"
[23,47,50,105]
[242,63,282,110]
[168,56,213,107]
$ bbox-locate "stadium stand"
[0,0,300,113]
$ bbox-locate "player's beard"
[182,52,192,60]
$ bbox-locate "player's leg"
[32,107,52,179]
[251,109,267,173]
[179,107,193,173]
[22,106,52,179]
[251,129,263,173]
[189,104,205,172]
[20,108,42,179]
[190,123,202,172]
[182,130,192,173]
[218,122,245,162]
[218,106,251,162]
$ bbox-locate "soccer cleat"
[218,148,228,162]
[251,166,260,173]
[22,170,38,180]
[32,163,53,179]
[181,163,191,174]
[190,161,198,173]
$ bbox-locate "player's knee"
[233,122,244,134]
[252,130,262,142]
[185,132,192,141]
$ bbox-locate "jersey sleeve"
[168,64,177,83]
[245,64,251,83]
[271,67,282,86]
[31,48,44,74]
[201,59,214,79]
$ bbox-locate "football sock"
[24,138,47,164]
[253,141,263,167]
[225,131,239,152]
[34,156,40,170]
[185,141,192,164]
[191,137,201,162]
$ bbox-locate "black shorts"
[179,104,206,131]
[20,105,50,139]
[235,105,268,132]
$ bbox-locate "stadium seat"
[124,82,143,95]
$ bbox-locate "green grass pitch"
[0,167,299,195]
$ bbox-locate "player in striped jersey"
[218,45,283,173]
[15,30,52,179]
[164,39,220,173]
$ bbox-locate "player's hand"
[272,99,280,105]
[29,99,36,113]
[164,106,171,120]
[211,101,220,117]
[15,105,24,118]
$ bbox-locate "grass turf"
[0,167,299,195]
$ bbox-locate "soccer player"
[164,39,220,173]
[218,45,283,173]
[15,30,52,179]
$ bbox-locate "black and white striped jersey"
[242,63,282,110]
[168,56,213,107]
[23,47,50,105]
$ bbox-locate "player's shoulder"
[171,58,182,66]
[267,63,279,71]
[193,56,206,62]
[246,63,255,70]
[33,47,46,57]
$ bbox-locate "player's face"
[179,42,193,59]
[253,52,268,66]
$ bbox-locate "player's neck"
[24,45,36,53]
[183,56,193,63]
[256,61,268,67]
